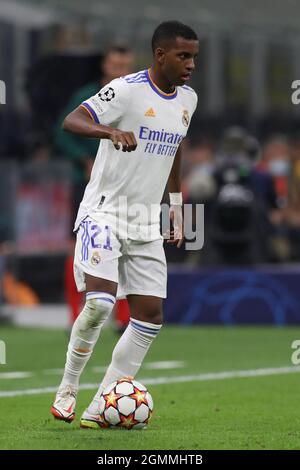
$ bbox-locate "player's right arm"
[62,79,137,152]
[62,107,137,151]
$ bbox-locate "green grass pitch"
[0,324,300,450]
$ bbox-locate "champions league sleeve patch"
[98,87,115,102]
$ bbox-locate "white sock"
[59,291,115,391]
[87,318,162,414]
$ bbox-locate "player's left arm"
[167,142,184,248]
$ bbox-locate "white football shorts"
[73,216,167,298]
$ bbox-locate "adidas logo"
[145,107,156,117]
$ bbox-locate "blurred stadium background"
[1,0,300,451]
[1,0,300,327]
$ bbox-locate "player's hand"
[165,205,184,248]
[109,129,137,152]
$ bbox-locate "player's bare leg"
[81,294,162,428]
[127,295,163,324]
[51,274,117,422]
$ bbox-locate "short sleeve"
[191,90,198,115]
[80,78,130,126]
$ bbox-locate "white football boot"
[80,409,105,429]
[51,385,77,423]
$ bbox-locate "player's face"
[102,52,134,80]
[161,37,199,86]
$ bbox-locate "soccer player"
[51,20,199,427]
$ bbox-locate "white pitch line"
[0,365,300,398]
[0,371,33,379]
[143,361,185,370]
[93,362,185,373]
[0,361,186,380]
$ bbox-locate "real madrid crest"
[182,109,189,127]
[91,251,101,265]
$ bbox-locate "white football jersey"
[74,68,198,240]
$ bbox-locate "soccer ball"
[98,377,153,430]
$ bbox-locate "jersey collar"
[146,68,177,100]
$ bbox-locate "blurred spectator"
[183,140,217,203]
[0,107,30,161]
[286,135,300,259]
[289,135,300,222]
[29,138,51,164]
[185,127,278,266]
[259,135,291,208]
[26,25,95,144]
[257,135,299,261]
[54,44,134,328]
[209,127,272,264]
[290,135,300,184]
[264,134,300,261]
[54,44,134,217]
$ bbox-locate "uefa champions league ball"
[98,377,153,429]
